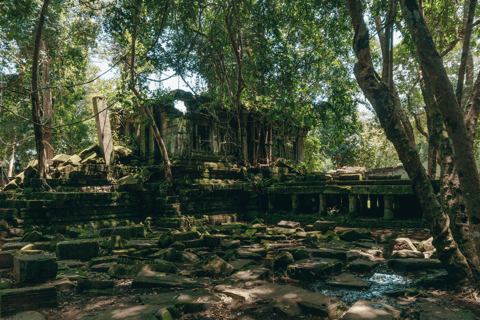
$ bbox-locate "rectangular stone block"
[56,239,99,261]
[0,252,14,269]
[0,285,57,316]
[13,254,57,283]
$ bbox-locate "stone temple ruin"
[0,95,470,319]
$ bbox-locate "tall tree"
[346,0,475,282]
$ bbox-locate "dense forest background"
[3,0,478,173]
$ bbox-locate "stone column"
[92,97,113,165]
[296,129,308,163]
[359,195,368,216]
[383,195,394,220]
[292,194,300,214]
[348,194,358,218]
[268,195,276,214]
[370,195,378,213]
[319,194,327,215]
[378,196,385,218]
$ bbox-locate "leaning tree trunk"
[8,139,15,177]
[346,0,474,282]
[130,6,172,182]
[31,0,50,180]
[401,0,480,266]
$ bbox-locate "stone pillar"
[378,195,385,218]
[348,194,358,218]
[296,129,308,163]
[383,195,394,220]
[292,194,300,214]
[92,97,113,165]
[359,195,368,216]
[268,195,276,214]
[370,195,378,213]
[319,194,327,215]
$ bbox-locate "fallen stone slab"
[312,220,336,232]
[320,240,356,250]
[292,248,348,261]
[349,259,380,273]
[287,258,342,280]
[228,265,270,282]
[347,249,376,262]
[0,285,57,316]
[56,240,99,261]
[342,300,401,319]
[12,311,46,320]
[172,231,200,242]
[214,281,340,318]
[277,220,301,229]
[89,256,118,267]
[13,254,57,283]
[77,279,114,293]
[229,259,255,271]
[141,289,220,306]
[108,263,177,279]
[2,242,29,251]
[326,274,370,289]
[418,302,475,320]
[271,227,297,235]
[131,270,208,289]
[203,234,229,248]
[337,229,372,242]
[388,258,442,272]
[390,250,425,259]
[0,251,15,268]
[81,305,168,320]
[91,262,116,273]
[202,255,234,277]
[52,279,76,291]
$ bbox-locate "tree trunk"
[401,0,480,261]
[347,0,474,282]
[31,0,50,180]
[8,140,15,177]
[130,5,172,182]
[40,40,54,160]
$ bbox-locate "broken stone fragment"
[389,238,418,252]
[388,258,443,272]
[287,257,342,280]
[337,229,372,242]
[172,231,201,242]
[202,255,234,277]
[417,237,435,252]
[326,273,370,289]
[11,311,47,320]
[342,300,401,319]
[348,259,380,273]
[277,220,301,229]
[114,174,143,192]
[390,250,425,259]
[77,279,114,293]
[272,251,294,270]
[312,220,336,232]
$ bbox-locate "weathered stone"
[77,279,114,293]
[292,248,348,261]
[214,282,340,318]
[342,300,401,319]
[377,233,400,243]
[183,239,204,248]
[312,220,336,232]
[0,251,15,268]
[13,254,57,283]
[417,237,435,252]
[56,240,99,261]
[82,305,167,320]
[1,242,29,251]
[12,311,46,320]
[418,302,475,320]
[0,286,57,316]
[349,259,380,273]
[287,258,342,280]
[52,279,76,291]
[277,220,300,229]
[172,231,201,242]
[203,234,229,248]
[114,175,143,191]
[229,259,255,271]
[108,262,177,279]
[227,265,270,281]
[326,274,370,289]
[390,250,425,259]
[337,229,372,241]
[157,234,173,248]
[271,227,297,235]
[272,251,294,270]
[92,262,117,273]
[20,231,42,243]
[202,255,234,277]
[131,270,208,289]
[149,248,177,261]
[389,238,417,252]
[388,258,442,272]
[141,289,219,307]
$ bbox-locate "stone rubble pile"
[0,217,474,319]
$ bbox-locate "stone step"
[0,285,57,316]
